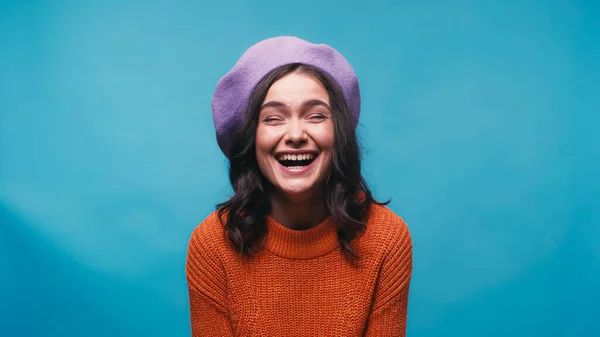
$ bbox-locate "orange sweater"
[185,203,413,336]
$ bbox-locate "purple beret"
[211,36,361,157]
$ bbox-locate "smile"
[275,152,319,174]
[276,153,317,167]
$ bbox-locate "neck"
[269,190,328,230]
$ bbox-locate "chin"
[276,183,320,202]
[260,153,330,202]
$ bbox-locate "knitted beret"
[211,36,361,157]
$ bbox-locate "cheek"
[255,126,269,153]
[310,124,335,151]
[255,125,279,162]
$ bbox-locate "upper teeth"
[279,154,315,161]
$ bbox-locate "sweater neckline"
[263,215,339,259]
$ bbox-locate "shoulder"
[366,203,411,246]
[186,211,229,281]
[362,204,413,312]
[188,211,229,251]
[357,203,412,259]
[185,211,230,308]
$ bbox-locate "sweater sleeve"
[185,223,234,337]
[363,220,413,336]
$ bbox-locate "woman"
[186,36,413,336]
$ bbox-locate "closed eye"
[308,114,329,122]
[263,116,284,124]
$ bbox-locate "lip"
[273,150,320,160]
[275,153,319,176]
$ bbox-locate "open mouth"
[276,153,318,168]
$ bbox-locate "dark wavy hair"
[217,63,388,260]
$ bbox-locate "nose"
[283,118,308,147]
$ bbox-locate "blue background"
[1,0,598,336]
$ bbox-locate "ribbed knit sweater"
[185,203,413,336]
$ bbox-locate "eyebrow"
[260,99,331,112]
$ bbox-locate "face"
[255,72,334,202]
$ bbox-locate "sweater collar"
[263,215,339,259]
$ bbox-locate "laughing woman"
[186,36,413,336]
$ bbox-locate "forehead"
[264,72,329,104]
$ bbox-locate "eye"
[262,116,284,124]
[308,113,328,122]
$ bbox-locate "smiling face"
[255,71,334,202]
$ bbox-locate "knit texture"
[185,203,412,336]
